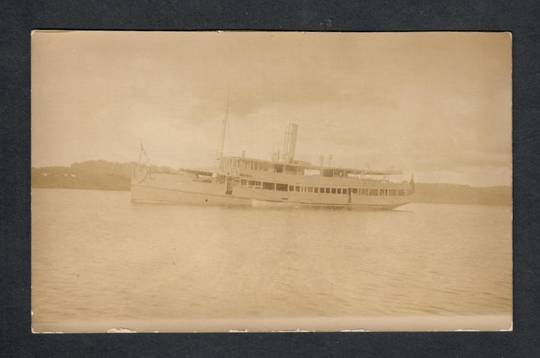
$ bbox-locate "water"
[31,188,512,331]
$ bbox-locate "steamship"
[131,122,415,210]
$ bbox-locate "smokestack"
[281,123,298,163]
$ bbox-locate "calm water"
[32,188,512,329]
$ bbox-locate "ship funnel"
[281,123,298,163]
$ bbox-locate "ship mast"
[216,91,229,166]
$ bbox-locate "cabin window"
[275,165,283,173]
[263,182,275,190]
[325,188,330,193]
[276,183,288,191]
[331,188,336,194]
[295,186,300,192]
[379,189,385,196]
[389,189,396,196]
[369,189,378,196]
[398,189,405,196]
[343,188,348,195]
[241,179,247,186]
[314,187,319,193]
[351,188,358,194]
[337,188,341,194]
[249,180,261,188]
[289,185,294,191]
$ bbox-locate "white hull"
[131,183,251,207]
[131,172,411,210]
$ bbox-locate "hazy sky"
[32,31,511,186]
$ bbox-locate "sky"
[32,31,511,186]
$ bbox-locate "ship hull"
[131,183,251,207]
[131,172,411,210]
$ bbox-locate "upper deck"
[214,122,406,187]
[219,155,401,180]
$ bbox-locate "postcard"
[31,31,512,332]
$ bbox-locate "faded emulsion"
[31,31,512,333]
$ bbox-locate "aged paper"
[32,31,512,332]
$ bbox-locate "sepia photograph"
[31,31,512,332]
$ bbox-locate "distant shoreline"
[30,186,512,207]
[32,186,129,193]
[31,160,512,207]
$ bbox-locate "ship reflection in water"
[32,188,512,332]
